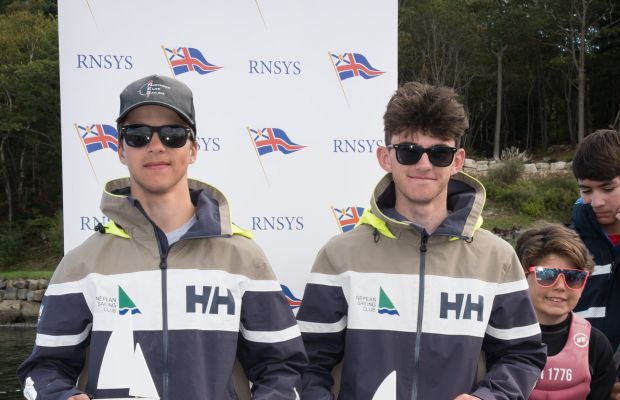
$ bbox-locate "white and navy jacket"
[17,178,307,400]
[296,172,546,400]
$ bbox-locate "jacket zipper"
[159,253,169,400]
[411,232,429,400]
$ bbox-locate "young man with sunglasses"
[18,75,307,400]
[297,82,546,400]
[516,224,615,399]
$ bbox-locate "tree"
[0,8,60,227]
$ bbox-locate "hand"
[453,395,480,400]
[68,395,91,400]
[611,382,620,400]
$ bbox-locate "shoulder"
[472,228,515,252]
[51,232,114,284]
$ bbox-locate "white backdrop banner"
[58,0,397,306]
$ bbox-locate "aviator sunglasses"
[119,124,194,148]
[387,143,458,167]
[528,266,590,290]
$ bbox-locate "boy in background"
[516,224,615,399]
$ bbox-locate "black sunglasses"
[387,143,457,167]
[119,125,194,148]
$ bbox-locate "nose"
[146,131,165,152]
[591,192,605,208]
[552,274,567,290]
[415,152,433,170]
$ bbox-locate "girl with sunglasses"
[516,224,616,399]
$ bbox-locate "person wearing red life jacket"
[516,224,616,400]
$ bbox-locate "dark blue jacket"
[572,201,620,350]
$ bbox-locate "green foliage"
[482,173,578,226]
[487,159,525,185]
[0,227,24,265]
[0,212,62,270]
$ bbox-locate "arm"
[17,278,93,400]
[586,327,615,400]
[236,281,307,400]
[473,255,547,400]
[296,247,348,400]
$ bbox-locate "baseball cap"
[116,74,196,132]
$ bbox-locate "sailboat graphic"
[97,286,159,400]
[371,371,396,400]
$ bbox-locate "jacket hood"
[100,178,250,240]
[364,171,485,240]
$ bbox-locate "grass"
[0,270,54,280]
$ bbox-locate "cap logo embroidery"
[138,80,171,98]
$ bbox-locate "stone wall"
[0,279,48,324]
[463,159,572,175]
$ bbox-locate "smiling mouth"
[144,162,170,168]
[545,297,566,303]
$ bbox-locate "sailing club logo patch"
[119,286,142,315]
[96,286,141,315]
[378,287,400,316]
[355,286,400,316]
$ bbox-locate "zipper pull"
[420,233,429,253]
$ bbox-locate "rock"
[38,279,49,289]
[550,161,566,171]
[0,280,6,289]
[21,301,41,323]
[524,163,537,173]
[28,279,40,291]
[17,288,28,300]
[4,287,17,300]
[464,158,477,168]
[477,163,489,171]
[32,290,45,302]
[0,300,22,324]
[0,291,4,301]
[13,280,27,289]
[535,162,550,170]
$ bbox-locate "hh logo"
[440,292,483,321]
[186,286,235,315]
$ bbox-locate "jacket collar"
[363,172,485,240]
[100,178,240,240]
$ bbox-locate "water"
[0,326,35,399]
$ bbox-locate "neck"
[394,196,448,234]
[604,220,620,236]
[537,312,570,326]
[132,184,195,233]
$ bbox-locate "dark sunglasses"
[387,143,457,167]
[528,266,590,290]
[119,125,194,148]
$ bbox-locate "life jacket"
[530,313,591,400]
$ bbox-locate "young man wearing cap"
[18,75,307,400]
[296,82,546,400]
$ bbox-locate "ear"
[377,145,393,173]
[118,142,127,165]
[451,148,465,175]
[189,141,198,164]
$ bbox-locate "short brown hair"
[572,129,620,181]
[515,224,594,273]
[383,81,468,146]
